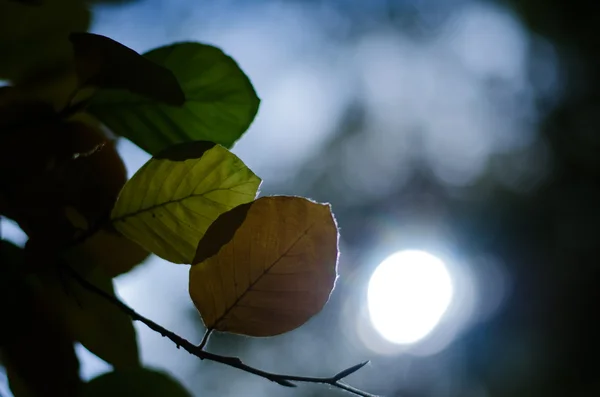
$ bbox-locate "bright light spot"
[0,217,27,247]
[368,250,453,344]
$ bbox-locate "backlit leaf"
[83,368,192,397]
[69,33,185,106]
[190,196,339,337]
[88,42,260,154]
[39,266,140,369]
[111,141,261,264]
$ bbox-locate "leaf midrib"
[212,223,316,329]
[113,186,248,223]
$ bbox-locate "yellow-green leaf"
[190,196,339,337]
[111,141,261,264]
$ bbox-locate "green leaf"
[111,141,261,264]
[83,368,192,397]
[190,196,339,337]
[69,33,185,106]
[39,266,140,369]
[88,42,260,154]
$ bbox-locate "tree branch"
[65,266,377,397]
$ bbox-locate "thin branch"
[65,266,377,397]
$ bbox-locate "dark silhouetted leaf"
[111,142,261,264]
[66,227,150,278]
[0,70,82,114]
[8,0,43,6]
[39,266,140,369]
[0,86,57,132]
[190,196,339,337]
[89,42,260,154]
[0,0,90,83]
[1,242,81,397]
[83,368,192,397]
[70,33,184,106]
[0,117,128,249]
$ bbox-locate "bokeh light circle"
[367,250,454,344]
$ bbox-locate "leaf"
[88,42,260,154]
[66,227,150,278]
[69,33,185,106]
[2,304,81,397]
[8,0,43,6]
[111,141,261,264]
[1,117,128,247]
[39,266,140,369]
[1,242,81,397]
[9,68,83,112]
[0,86,57,133]
[82,368,192,397]
[189,196,339,337]
[333,361,370,381]
[0,0,90,83]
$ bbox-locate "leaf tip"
[275,379,297,388]
[333,361,370,381]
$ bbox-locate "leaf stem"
[198,328,213,351]
[65,266,376,397]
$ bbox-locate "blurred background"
[2,0,600,396]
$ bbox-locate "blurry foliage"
[0,2,366,396]
[0,0,89,83]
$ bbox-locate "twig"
[65,266,377,397]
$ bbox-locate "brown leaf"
[66,227,150,278]
[189,196,339,337]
